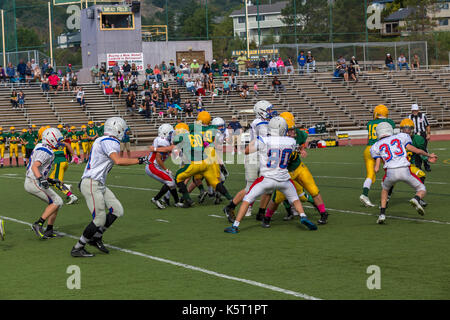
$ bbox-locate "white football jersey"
[82,136,121,185]
[370,132,412,169]
[148,137,170,167]
[257,136,296,181]
[250,118,269,141]
[26,143,55,180]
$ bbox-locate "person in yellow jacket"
[70,126,81,158]
[80,125,90,162]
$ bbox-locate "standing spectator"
[66,64,73,75]
[17,59,27,83]
[111,62,120,77]
[253,81,259,97]
[398,54,409,71]
[190,59,200,75]
[33,63,41,82]
[222,58,231,76]
[169,60,176,77]
[297,51,306,74]
[268,59,278,75]
[18,90,25,109]
[411,54,420,70]
[117,71,124,89]
[41,74,50,93]
[142,95,155,119]
[6,62,15,83]
[76,87,87,110]
[122,60,131,78]
[183,99,194,117]
[276,57,285,75]
[90,64,99,83]
[258,57,268,76]
[409,104,431,171]
[10,90,18,109]
[350,56,361,74]
[306,51,316,73]
[211,59,222,76]
[99,63,107,80]
[385,53,395,71]
[120,128,132,158]
[237,53,248,75]
[285,57,294,74]
[48,72,60,93]
[272,76,286,93]
[201,61,211,75]
[239,81,249,99]
[227,115,242,155]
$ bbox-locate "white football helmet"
[104,117,127,141]
[212,117,226,133]
[158,123,174,141]
[376,122,394,139]
[254,100,276,120]
[42,128,64,149]
[268,116,288,137]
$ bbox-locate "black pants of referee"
[415,132,431,171]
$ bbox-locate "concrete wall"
[142,41,213,67]
[81,4,142,69]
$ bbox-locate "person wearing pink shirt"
[48,73,60,94]
[276,57,285,75]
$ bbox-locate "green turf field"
[1,142,449,300]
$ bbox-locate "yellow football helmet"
[197,111,211,126]
[280,112,295,129]
[22,128,27,133]
[0,127,2,131]
[88,121,94,126]
[71,126,76,130]
[374,105,389,119]
[81,125,87,129]
[175,123,189,133]
[400,118,414,135]
[38,126,49,140]
[57,124,63,129]
[10,126,15,131]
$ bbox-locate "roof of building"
[385,7,416,22]
[230,1,289,17]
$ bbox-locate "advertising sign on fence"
[106,52,144,72]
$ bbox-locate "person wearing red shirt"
[48,73,60,93]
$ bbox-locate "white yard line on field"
[0,215,321,300]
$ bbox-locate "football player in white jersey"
[146,124,183,209]
[71,117,149,257]
[223,100,277,222]
[224,117,317,233]
[26,128,65,239]
[370,122,437,224]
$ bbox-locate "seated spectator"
[350,56,360,73]
[259,57,268,75]
[190,59,200,75]
[167,99,179,118]
[76,87,87,109]
[411,54,420,70]
[253,81,259,97]
[162,79,172,97]
[41,75,50,93]
[10,90,18,109]
[268,59,278,75]
[0,65,6,82]
[272,76,286,93]
[201,61,211,75]
[131,63,139,78]
[169,60,177,77]
[237,53,247,75]
[230,75,238,91]
[128,79,138,93]
[276,57,285,75]
[230,58,238,76]
[195,78,206,96]
[210,86,219,103]
[107,67,114,79]
[211,59,222,76]
[306,51,316,73]
[151,90,160,108]
[345,64,358,82]
[25,62,33,85]
[126,92,136,114]
[114,84,123,99]
[145,64,155,81]
[141,95,155,119]
[172,88,181,105]
[117,71,124,89]
[102,76,112,94]
[398,54,409,71]
[206,73,215,92]
[122,77,130,93]
[142,79,151,94]
[45,64,54,77]
[337,56,346,66]
[333,63,346,80]
[112,62,120,77]
[151,80,160,92]
[239,81,250,99]
[154,65,162,82]
[6,62,16,83]
[41,59,50,76]
[32,64,41,82]
[196,96,205,112]
[183,99,194,117]
[176,70,185,86]
[222,58,231,76]
[247,60,258,76]
[385,53,395,71]
[48,72,61,93]
[18,90,25,109]
[62,74,71,91]
[180,59,190,74]
[186,78,196,94]
[222,77,231,95]
[285,57,294,74]
[99,63,107,80]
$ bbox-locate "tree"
[403,0,438,33]
[17,27,42,50]
[331,0,366,42]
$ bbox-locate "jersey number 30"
[267,148,292,169]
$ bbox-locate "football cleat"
[161,196,171,207]
[377,214,386,224]
[256,211,264,221]
[198,191,208,204]
[223,205,236,223]
[174,202,184,208]
[151,198,166,209]
[261,216,271,228]
[31,222,46,239]
[360,194,375,207]
[409,198,425,216]
[71,247,95,257]
[224,226,239,234]
[183,198,194,208]
[43,229,64,239]
[318,212,328,225]
[66,194,78,205]
[419,199,428,207]
[88,238,109,254]
[214,192,222,205]
[0,219,5,241]
[300,217,318,230]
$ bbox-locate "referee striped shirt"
[409,112,429,135]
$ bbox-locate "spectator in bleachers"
[345,63,358,82]
[0,65,6,82]
[41,59,49,76]
[117,71,124,89]
[143,79,151,93]
[272,76,286,93]
[237,53,248,76]
[397,54,409,71]
[201,61,211,75]
[211,59,222,76]
[76,87,87,110]
[190,59,200,75]
[6,63,16,83]
[160,61,168,80]
[114,83,123,99]
[162,79,172,98]
[239,81,249,99]
[247,59,258,76]
[206,73,215,92]
[176,69,185,86]
[90,64,99,83]
[285,57,294,74]
[411,54,420,70]
[230,74,238,91]
[183,99,194,117]
[131,63,139,79]
[167,99,179,118]
[385,53,395,71]
[49,72,61,93]
[122,60,131,78]
[259,57,268,75]
[306,51,316,73]
[222,58,231,76]
[66,64,73,76]
[196,96,205,112]
[180,59,190,75]
[33,63,41,82]
[17,59,27,83]
[10,90,18,109]
[169,60,176,77]
[62,73,71,91]
[172,88,181,106]
[151,79,160,92]
[154,65,162,82]
[228,115,242,155]
[222,77,231,95]
[145,64,154,81]
[151,90,160,108]
[99,63,106,80]
[350,56,360,74]
[126,91,136,114]
[128,79,139,93]
[333,63,345,80]
[276,57,285,75]
[337,56,346,66]
[268,58,278,75]
[102,76,111,93]
[230,57,238,76]
[186,78,196,94]
[41,74,50,93]
[142,95,155,119]
[297,51,306,74]
[210,86,219,104]
[25,62,33,85]
[71,75,78,92]
[195,78,206,96]
[45,64,54,77]
[253,81,259,97]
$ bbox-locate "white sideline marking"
[1,174,449,225]
[0,215,321,300]
[155,219,170,223]
[208,214,225,219]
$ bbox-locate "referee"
[409,104,431,171]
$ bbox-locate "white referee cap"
[411,104,419,111]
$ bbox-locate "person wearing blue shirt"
[17,59,27,83]
[297,51,306,75]
[120,128,131,158]
[6,63,16,82]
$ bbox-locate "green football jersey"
[87,126,98,138]
[97,125,104,137]
[287,128,308,172]
[366,118,396,146]
[80,131,89,142]
[53,145,67,164]
[0,132,6,145]
[408,134,427,166]
[22,132,37,150]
